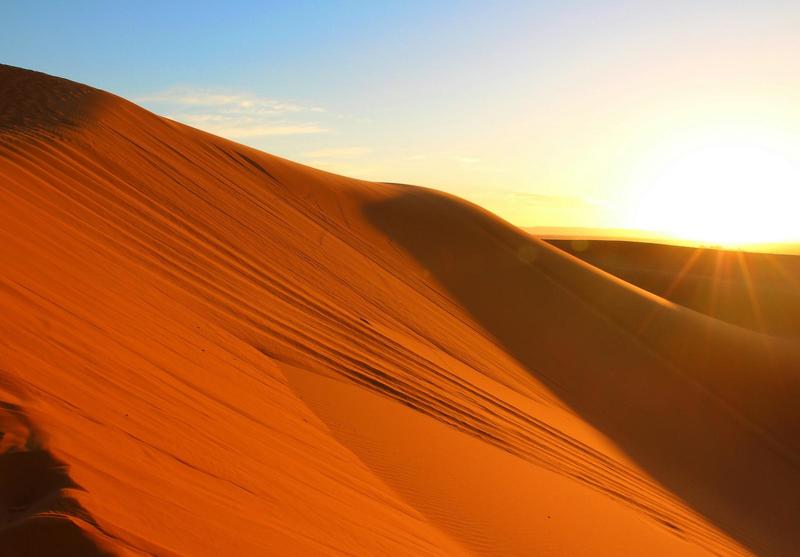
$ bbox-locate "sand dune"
[1,64,798,556]
[547,239,800,338]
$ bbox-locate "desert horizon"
[2,3,800,556]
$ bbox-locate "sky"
[5,1,800,244]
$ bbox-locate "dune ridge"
[546,238,800,338]
[1,64,798,556]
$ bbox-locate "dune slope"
[547,239,800,338]
[1,65,798,556]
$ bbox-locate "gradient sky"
[5,1,800,242]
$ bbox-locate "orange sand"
[547,239,800,338]
[1,65,798,556]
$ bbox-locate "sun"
[625,129,800,247]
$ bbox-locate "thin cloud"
[450,155,481,164]
[502,190,614,209]
[203,124,327,138]
[138,88,324,113]
[139,87,328,139]
[302,147,371,158]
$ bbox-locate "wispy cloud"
[138,87,328,139]
[450,155,481,164]
[302,147,371,158]
[500,190,615,209]
[138,88,325,113]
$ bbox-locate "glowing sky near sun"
[5,1,800,244]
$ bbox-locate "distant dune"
[1,64,799,556]
[526,226,678,244]
[528,226,800,255]
[547,239,800,338]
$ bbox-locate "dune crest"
[1,65,798,556]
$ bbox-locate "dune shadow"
[364,185,800,557]
[0,396,113,556]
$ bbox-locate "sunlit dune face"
[626,131,800,247]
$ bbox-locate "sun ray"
[734,252,771,358]
[762,252,800,290]
[706,250,725,318]
[636,247,703,334]
[661,247,704,300]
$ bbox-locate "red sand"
[1,65,798,556]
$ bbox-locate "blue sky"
[5,1,800,241]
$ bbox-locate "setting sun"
[626,129,800,247]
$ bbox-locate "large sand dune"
[1,65,798,556]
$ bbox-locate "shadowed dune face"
[0,383,113,556]
[547,239,800,338]
[0,64,798,556]
[364,187,800,557]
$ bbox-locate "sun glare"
[626,130,800,247]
